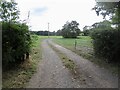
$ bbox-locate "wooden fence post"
[75,40,77,50]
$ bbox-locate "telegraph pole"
[48,22,49,38]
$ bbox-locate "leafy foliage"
[2,22,31,68]
[82,20,113,36]
[91,2,120,63]
[61,21,80,38]
[56,30,62,36]
[0,0,20,22]
[91,20,113,30]
[90,29,120,63]
[92,2,119,19]
[1,0,31,70]
[83,26,92,36]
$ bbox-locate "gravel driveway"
[26,39,118,88]
[27,39,86,88]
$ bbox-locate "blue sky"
[15,0,105,31]
[32,7,48,16]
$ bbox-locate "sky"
[15,0,105,31]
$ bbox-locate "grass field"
[53,36,94,60]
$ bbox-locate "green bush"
[90,29,120,63]
[2,22,31,68]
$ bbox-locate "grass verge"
[2,35,45,88]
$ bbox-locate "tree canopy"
[92,2,119,19]
[61,21,80,38]
[90,1,120,63]
[0,0,20,22]
[92,1,120,28]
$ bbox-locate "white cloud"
[15,0,104,31]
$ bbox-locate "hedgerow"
[90,29,120,63]
[2,22,31,69]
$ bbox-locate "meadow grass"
[52,36,93,60]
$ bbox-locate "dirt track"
[26,39,118,88]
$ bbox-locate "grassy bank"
[52,36,118,75]
[2,35,46,88]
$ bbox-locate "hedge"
[2,22,31,69]
[90,29,120,63]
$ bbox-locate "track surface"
[26,39,118,88]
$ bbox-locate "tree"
[0,0,20,22]
[83,26,92,36]
[56,30,62,36]
[61,21,80,38]
[92,2,119,19]
[91,20,113,30]
[91,1,120,63]
[92,1,120,28]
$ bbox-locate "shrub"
[2,22,31,69]
[90,29,120,63]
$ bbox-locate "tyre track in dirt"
[26,39,89,88]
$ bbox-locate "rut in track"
[26,39,118,88]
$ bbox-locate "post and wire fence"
[75,39,77,50]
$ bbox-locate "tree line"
[30,31,56,36]
[31,20,81,38]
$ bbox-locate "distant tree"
[35,30,56,36]
[56,30,62,36]
[83,26,92,36]
[61,21,80,38]
[50,31,56,36]
[91,20,113,30]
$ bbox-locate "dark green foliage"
[92,20,113,30]
[90,29,120,63]
[30,31,56,36]
[61,21,80,38]
[91,2,120,63]
[1,0,32,70]
[92,2,119,19]
[82,29,90,36]
[56,30,62,36]
[2,22,31,68]
[83,26,91,36]
[0,0,20,22]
